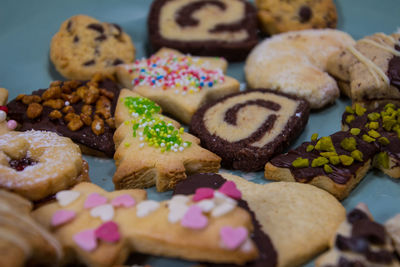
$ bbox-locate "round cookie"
[189,89,309,171]
[50,15,135,80]
[255,0,337,35]
[245,29,355,109]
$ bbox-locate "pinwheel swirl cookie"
[174,172,345,267]
[190,89,310,171]
[113,89,220,191]
[116,48,240,124]
[245,29,355,109]
[328,32,400,108]
[0,189,62,267]
[148,0,258,61]
[32,182,258,266]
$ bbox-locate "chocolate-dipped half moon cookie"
[265,131,379,200]
[148,0,258,61]
[174,172,345,267]
[316,203,400,267]
[189,89,310,171]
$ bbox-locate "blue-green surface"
[1,0,400,266]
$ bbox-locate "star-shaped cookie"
[116,47,240,124]
[32,182,258,267]
[113,89,221,191]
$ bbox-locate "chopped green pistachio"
[346,115,355,124]
[339,155,354,166]
[311,157,329,167]
[292,157,309,168]
[306,145,314,152]
[355,104,366,116]
[315,136,336,152]
[384,103,396,110]
[345,106,354,114]
[368,121,379,130]
[351,150,364,162]
[383,118,396,131]
[329,155,341,165]
[368,130,381,138]
[350,128,361,135]
[320,152,338,158]
[367,112,381,121]
[378,137,390,145]
[374,152,389,169]
[340,137,357,151]
[362,134,376,143]
[311,133,319,142]
[324,164,333,174]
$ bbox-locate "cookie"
[113,89,221,192]
[0,189,63,267]
[174,172,345,267]
[50,14,135,80]
[32,182,258,266]
[316,203,400,267]
[265,131,379,200]
[189,89,310,171]
[7,74,120,157]
[0,130,89,201]
[0,88,17,135]
[148,0,258,61]
[327,33,400,106]
[245,29,355,109]
[385,214,400,255]
[116,48,240,124]
[255,0,337,35]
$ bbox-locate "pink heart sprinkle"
[219,181,242,200]
[220,226,248,250]
[74,229,97,251]
[111,194,136,208]
[51,210,76,227]
[192,188,214,202]
[181,205,208,229]
[95,221,120,243]
[84,193,108,209]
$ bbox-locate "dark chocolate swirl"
[176,1,226,27]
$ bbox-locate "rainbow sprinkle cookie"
[112,89,221,192]
[116,48,240,124]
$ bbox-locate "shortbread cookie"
[328,33,400,105]
[0,130,89,201]
[255,0,337,35]
[190,89,310,171]
[316,204,400,267]
[265,131,378,200]
[33,182,258,266]
[245,29,355,109]
[342,103,400,178]
[50,15,135,80]
[148,0,258,61]
[116,48,240,124]
[113,89,221,191]
[7,74,120,157]
[0,189,63,267]
[0,88,17,135]
[174,172,345,267]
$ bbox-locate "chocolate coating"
[176,1,226,27]
[7,79,120,157]
[388,43,400,90]
[174,173,277,267]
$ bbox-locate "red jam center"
[9,157,37,171]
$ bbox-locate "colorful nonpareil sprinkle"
[128,54,225,95]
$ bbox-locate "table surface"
[1,0,400,266]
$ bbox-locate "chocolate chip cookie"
[50,15,135,80]
[255,0,337,35]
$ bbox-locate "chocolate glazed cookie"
[148,0,258,61]
[190,89,310,171]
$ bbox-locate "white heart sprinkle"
[168,203,188,223]
[212,202,236,217]
[170,195,189,205]
[0,111,6,123]
[56,190,81,207]
[240,239,253,252]
[136,200,160,218]
[214,191,237,205]
[196,199,215,213]
[90,204,114,222]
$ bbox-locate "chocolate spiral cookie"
[148,0,258,61]
[190,90,310,171]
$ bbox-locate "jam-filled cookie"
[190,89,309,171]
[50,15,135,80]
[255,0,337,35]
[245,29,355,109]
[148,0,258,61]
[7,74,120,157]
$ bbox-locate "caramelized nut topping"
[105,117,115,128]
[67,117,84,131]
[81,104,93,116]
[22,95,41,105]
[100,88,114,99]
[43,99,64,109]
[91,118,105,135]
[80,113,92,126]
[62,105,75,114]
[84,86,100,104]
[50,80,62,87]
[49,110,62,119]
[16,94,26,101]
[76,86,88,100]
[95,96,112,119]
[27,103,43,119]
[64,112,79,123]
[42,86,62,100]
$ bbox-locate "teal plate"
[1,0,400,266]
